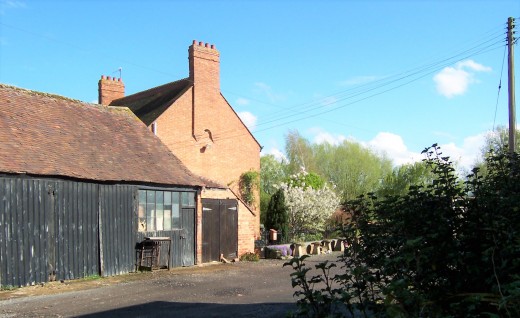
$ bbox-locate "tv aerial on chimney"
[113,67,122,79]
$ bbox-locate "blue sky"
[1,0,519,172]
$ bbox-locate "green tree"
[286,170,324,190]
[481,125,520,154]
[285,130,316,175]
[377,161,435,197]
[284,130,393,202]
[265,189,289,242]
[260,154,288,195]
[314,140,392,201]
[286,145,520,317]
[474,126,520,177]
[260,154,288,225]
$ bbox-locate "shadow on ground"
[77,301,297,318]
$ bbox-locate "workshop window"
[138,190,191,232]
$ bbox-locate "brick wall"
[154,41,261,259]
[98,76,124,105]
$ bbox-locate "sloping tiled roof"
[110,78,192,126]
[0,84,222,187]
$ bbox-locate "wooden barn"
[0,84,223,287]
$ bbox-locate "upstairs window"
[151,122,157,135]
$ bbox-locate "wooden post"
[507,17,516,153]
[98,186,104,277]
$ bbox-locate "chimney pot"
[189,40,220,90]
[193,39,197,45]
[98,74,125,105]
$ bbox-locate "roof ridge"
[0,83,137,117]
[110,77,191,105]
[0,83,90,105]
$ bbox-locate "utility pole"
[507,17,516,153]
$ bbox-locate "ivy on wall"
[239,170,259,208]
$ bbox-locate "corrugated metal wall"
[0,178,53,287]
[99,185,137,277]
[0,177,101,287]
[0,176,196,287]
[54,181,99,281]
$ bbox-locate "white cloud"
[437,132,487,172]
[367,132,422,166]
[457,60,492,72]
[260,147,287,162]
[433,59,491,98]
[313,131,347,145]
[365,131,487,172]
[307,128,488,173]
[237,111,257,130]
[308,127,349,146]
[235,97,249,106]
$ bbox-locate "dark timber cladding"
[0,175,198,287]
[99,185,137,277]
[0,176,99,287]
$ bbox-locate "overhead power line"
[166,31,510,151]
[2,21,513,150]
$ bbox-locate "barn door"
[220,200,238,260]
[180,208,195,266]
[202,200,220,263]
[201,199,238,263]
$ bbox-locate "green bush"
[286,145,520,317]
[239,252,260,262]
[265,189,289,243]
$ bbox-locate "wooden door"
[180,208,195,266]
[219,200,238,260]
[202,199,238,262]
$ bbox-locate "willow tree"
[284,131,392,202]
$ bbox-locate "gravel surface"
[0,252,344,318]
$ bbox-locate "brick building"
[0,84,225,286]
[99,41,261,263]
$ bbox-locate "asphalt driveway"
[0,252,344,318]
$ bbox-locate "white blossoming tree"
[279,170,340,241]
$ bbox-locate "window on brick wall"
[138,189,195,232]
[151,122,157,135]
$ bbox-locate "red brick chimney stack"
[189,40,220,93]
[98,75,125,105]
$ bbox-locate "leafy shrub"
[284,255,342,317]
[294,232,323,243]
[239,252,260,262]
[239,170,259,207]
[287,145,520,317]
